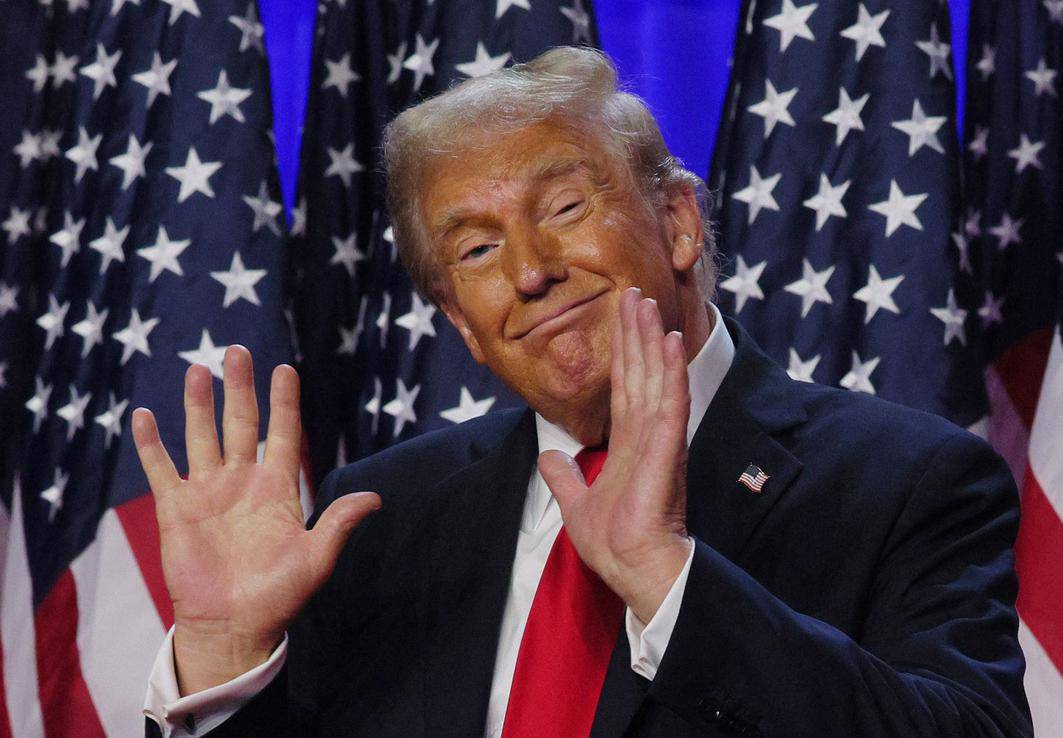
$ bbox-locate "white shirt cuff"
[142,626,288,737]
[625,537,696,680]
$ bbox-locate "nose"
[503,225,568,299]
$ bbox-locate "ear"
[438,292,488,365]
[664,184,704,273]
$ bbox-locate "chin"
[540,330,611,399]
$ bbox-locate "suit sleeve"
[647,432,1032,737]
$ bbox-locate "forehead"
[419,120,622,220]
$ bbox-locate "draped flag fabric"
[0,1,292,734]
[965,1,1063,731]
[289,0,599,479]
[710,0,985,426]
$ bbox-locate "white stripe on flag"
[0,478,45,738]
[69,508,166,738]
[984,364,1030,490]
[1019,618,1063,735]
[1027,328,1063,520]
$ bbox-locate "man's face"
[421,120,696,423]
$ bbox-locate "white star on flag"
[50,51,80,87]
[929,289,967,346]
[376,292,392,348]
[25,54,50,92]
[111,0,141,15]
[561,0,593,43]
[732,165,782,224]
[41,469,69,523]
[137,226,190,282]
[0,282,19,317]
[440,387,497,424]
[953,231,973,275]
[89,217,129,274]
[967,125,989,161]
[976,44,995,80]
[747,80,798,138]
[71,302,109,357]
[26,379,53,433]
[783,259,834,317]
[1045,0,1063,23]
[113,308,160,364]
[802,174,850,231]
[394,293,438,350]
[65,126,102,183]
[161,0,200,24]
[79,44,122,100]
[978,292,1005,328]
[891,99,946,157]
[764,0,817,52]
[197,70,252,124]
[330,233,367,277]
[787,349,821,383]
[322,53,360,96]
[37,294,70,350]
[291,197,307,237]
[403,34,440,92]
[49,211,85,267]
[56,385,93,441]
[456,42,511,78]
[229,1,265,54]
[495,0,530,18]
[211,252,267,308]
[1025,58,1058,97]
[840,351,880,395]
[840,4,889,61]
[822,88,869,146]
[325,144,364,187]
[989,212,1023,250]
[915,22,952,81]
[13,130,42,167]
[1007,133,1045,173]
[179,330,228,378]
[94,392,130,449]
[166,147,222,203]
[387,41,407,85]
[109,134,153,190]
[242,181,283,234]
[852,265,904,324]
[384,379,420,437]
[720,255,767,312]
[365,378,383,434]
[868,180,927,237]
[132,52,177,107]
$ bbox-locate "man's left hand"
[539,287,692,624]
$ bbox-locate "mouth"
[511,289,609,340]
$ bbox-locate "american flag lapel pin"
[738,463,770,493]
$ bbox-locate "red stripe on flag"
[1015,464,1063,676]
[0,635,12,738]
[992,328,1052,430]
[115,493,175,629]
[34,570,106,738]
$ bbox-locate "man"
[137,47,1031,737]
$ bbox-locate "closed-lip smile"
[510,289,609,339]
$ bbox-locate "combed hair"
[382,45,717,303]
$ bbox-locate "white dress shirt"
[144,303,735,738]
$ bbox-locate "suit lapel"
[423,410,538,736]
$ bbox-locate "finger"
[657,331,690,447]
[538,450,588,519]
[609,292,626,419]
[184,364,222,478]
[638,298,665,413]
[222,345,260,465]
[264,365,302,476]
[308,492,382,582]
[621,287,644,410]
[131,408,182,496]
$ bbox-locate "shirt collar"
[526,302,735,530]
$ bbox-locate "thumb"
[538,450,588,518]
[309,491,382,577]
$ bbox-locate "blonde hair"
[382,46,717,302]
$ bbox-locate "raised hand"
[538,288,692,623]
[131,346,380,694]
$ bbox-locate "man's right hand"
[132,345,381,695]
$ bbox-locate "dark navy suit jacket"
[158,318,1031,737]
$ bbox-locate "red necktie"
[501,447,624,738]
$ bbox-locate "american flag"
[737,463,770,493]
[965,0,1063,731]
[0,1,292,735]
[288,0,599,481]
[710,0,986,426]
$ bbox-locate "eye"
[461,243,496,261]
[554,199,583,217]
